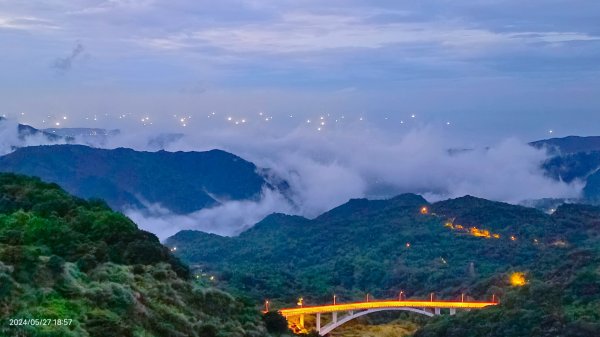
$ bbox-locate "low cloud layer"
[104,121,582,239]
[0,117,584,240]
[0,118,68,155]
[125,188,293,240]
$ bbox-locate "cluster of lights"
[452,223,502,239]
[193,273,216,282]
[140,116,152,126]
[444,222,502,239]
[7,110,458,134]
[173,114,192,127]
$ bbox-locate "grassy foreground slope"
[0,173,271,337]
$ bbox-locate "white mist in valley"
[115,121,582,240]
[0,117,584,240]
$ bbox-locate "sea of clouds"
[0,117,583,240]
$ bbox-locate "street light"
[333,294,337,305]
[430,293,434,302]
[264,300,270,312]
[399,290,405,301]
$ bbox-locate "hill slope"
[167,194,560,302]
[0,145,271,214]
[0,173,272,337]
[168,194,600,336]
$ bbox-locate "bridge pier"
[450,308,456,315]
[300,314,304,328]
[316,313,321,332]
[434,308,441,315]
[332,312,337,323]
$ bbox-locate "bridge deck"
[279,300,497,316]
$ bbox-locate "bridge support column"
[316,313,321,332]
[450,308,456,315]
[435,308,441,315]
[332,312,337,323]
[300,314,304,328]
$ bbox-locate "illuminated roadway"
[276,299,498,335]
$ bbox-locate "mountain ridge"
[0,144,272,214]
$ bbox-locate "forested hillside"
[168,194,600,336]
[0,173,272,337]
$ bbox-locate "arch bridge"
[274,298,497,335]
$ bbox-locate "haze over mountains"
[3,117,600,238]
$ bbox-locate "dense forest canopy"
[0,173,273,337]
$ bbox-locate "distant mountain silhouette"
[0,145,273,213]
[530,135,600,154]
[0,117,72,143]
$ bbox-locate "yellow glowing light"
[470,227,491,238]
[510,235,517,241]
[444,222,500,239]
[510,272,527,286]
[278,299,497,317]
[420,207,429,214]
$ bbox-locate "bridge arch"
[319,307,434,335]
